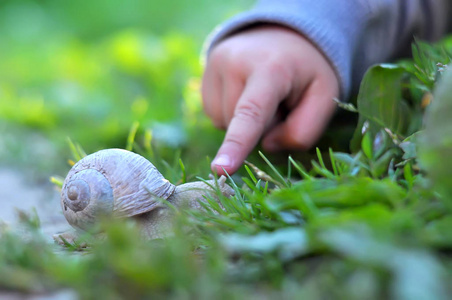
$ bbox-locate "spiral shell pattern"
[61,149,176,230]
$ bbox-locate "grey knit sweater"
[204,0,452,99]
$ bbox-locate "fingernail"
[212,154,232,167]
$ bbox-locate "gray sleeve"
[203,0,451,99]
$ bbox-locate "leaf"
[351,64,412,152]
[361,131,373,159]
[220,227,308,261]
[399,142,416,160]
[319,226,447,300]
[372,148,400,178]
[423,216,452,247]
[332,152,369,173]
[268,177,406,210]
[126,121,140,151]
[418,67,452,210]
[399,131,422,161]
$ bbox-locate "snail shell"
[61,149,176,231]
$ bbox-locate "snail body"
[58,149,234,240]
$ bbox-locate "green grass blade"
[126,121,140,151]
[143,129,154,160]
[258,151,290,188]
[244,165,258,185]
[50,176,64,188]
[66,137,83,162]
[288,156,311,180]
[329,148,339,176]
[179,158,187,184]
[316,148,328,170]
[287,158,292,180]
[311,161,335,179]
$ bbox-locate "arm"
[202,0,451,175]
[205,0,451,98]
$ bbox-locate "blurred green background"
[0,0,253,176]
[1,3,452,299]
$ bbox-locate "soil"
[0,167,75,299]
[0,167,70,241]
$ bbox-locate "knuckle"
[209,44,250,75]
[234,100,264,124]
[224,134,246,148]
[267,59,288,76]
[267,57,290,79]
[209,45,234,68]
[208,50,225,68]
[266,59,292,90]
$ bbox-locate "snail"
[54,148,234,243]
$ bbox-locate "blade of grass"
[198,196,228,215]
[50,176,64,188]
[220,167,244,203]
[76,144,87,158]
[262,181,269,196]
[143,129,154,160]
[311,161,335,179]
[288,156,311,180]
[258,151,290,188]
[126,121,140,151]
[244,165,258,185]
[316,148,328,170]
[329,148,339,176]
[179,158,187,184]
[196,175,248,214]
[242,177,261,193]
[287,158,292,181]
[67,137,83,162]
[298,193,319,220]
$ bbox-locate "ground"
[0,167,76,299]
[0,168,69,242]
[0,168,69,240]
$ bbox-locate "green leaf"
[361,131,373,159]
[372,148,400,178]
[399,131,422,161]
[269,177,406,210]
[318,226,447,300]
[403,163,414,190]
[399,141,416,160]
[259,151,290,188]
[126,121,139,151]
[220,227,308,261]
[423,216,452,247]
[418,67,452,210]
[351,64,412,152]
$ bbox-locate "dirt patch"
[0,168,71,240]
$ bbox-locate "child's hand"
[202,25,340,175]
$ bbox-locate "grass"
[3,44,452,297]
[2,127,452,299]
[0,0,252,174]
[1,1,452,299]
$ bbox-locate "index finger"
[211,72,289,175]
